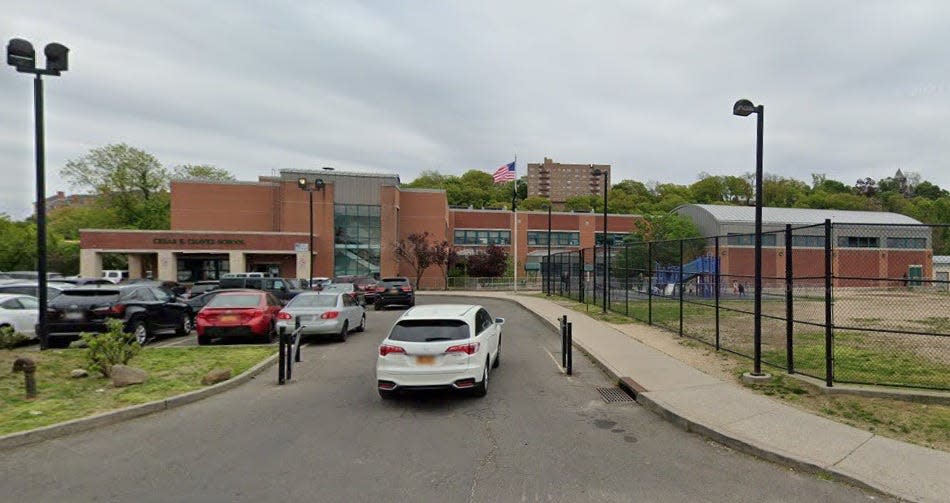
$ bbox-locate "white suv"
[376,304,503,399]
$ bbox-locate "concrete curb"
[0,351,279,451]
[427,293,900,501]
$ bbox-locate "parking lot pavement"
[0,297,885,502]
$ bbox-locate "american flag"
[492,161,516,183]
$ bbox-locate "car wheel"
[175,313,192,336]
[492,337,501,369]
[337,321,348,342]
[472,359,489,397]
[356,314,366,332]
[374,302,382,311]
[131,320,150,346]
[378,389,396,400]
[197,335,211,346]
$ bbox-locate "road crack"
[469,418,499,503]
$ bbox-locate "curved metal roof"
[678,204,923,225]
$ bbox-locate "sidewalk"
[422,291,950,503]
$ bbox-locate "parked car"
[320,282,366,304]
[217,276,302,303]
[373,277,415,310]
[122,279,187,297]
[351,276,379,302]
[46,285,191,347]
[276,292,365,342]
[101,270,128,284]
[309,277,332,290]
[376,304,503,399]
[185,280,219,299]
[50,277,114,287]
[1,271,63,280]
[0,282,73,299]
[195,291,282,345]
[0,294,39,339]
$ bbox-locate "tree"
[519,196,550,211]
[393,232,436,288]
[172,164,236,182]
[629,213,704,266]
[431,240,459,289]
[564,195,601,212]
[61,144,171,229]
[466,244,508,277]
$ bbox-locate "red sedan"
[195,291,282,345]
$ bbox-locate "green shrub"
[0,325,30,349]
[81,319,141,377]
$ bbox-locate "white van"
[102,270,129,284]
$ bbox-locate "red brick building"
[80,170,639,288]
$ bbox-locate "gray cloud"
[2,0,949,217]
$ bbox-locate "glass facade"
[177,256,229,282]
[886,237,926,249]
[838,236,879,248]
[333,204,381,277]
[527,231,580,247]
[453,229,511,246]
[791,235,825,248]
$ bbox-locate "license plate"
[390,289,398,293]
[64,312,84,321]
[219,315,238,323]
[416,355,435,365]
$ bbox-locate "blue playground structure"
[653,255,719,297]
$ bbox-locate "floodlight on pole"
[298,176,326,289]
[733,98,767,377]
[7,38,69,350]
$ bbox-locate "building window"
[886,237,926,249]
[727,233,777,246]
[791,235,825,248]
[453,229,511,246]
[526,231,580,247]
[595,233,627,246]
[334,204,381,277]
[837,236,879,248]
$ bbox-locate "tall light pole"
[297,177,325,289]
[546,201,552,296]
[733,98,768,377]
[7,38,69,350]
[593,168,608,313]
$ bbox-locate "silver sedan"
[276,292,365,342]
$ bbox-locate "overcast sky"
[2,1,949,218]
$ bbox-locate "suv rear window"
[50,290,121,306]
[389,320,470,342]
[380,277,408,284]
[218,278,244,289]
[207,294,262,308]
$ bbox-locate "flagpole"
[512,155,518,293]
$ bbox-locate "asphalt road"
[0,296,886,502]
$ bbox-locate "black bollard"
[12,356,37,398]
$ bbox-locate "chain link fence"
[541,221,950,391]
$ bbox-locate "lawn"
[0,346,275,436]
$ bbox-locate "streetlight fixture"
[593,167,608,313]
[7,38,69,350]
[733,98,768,378]
[297,177,326,289]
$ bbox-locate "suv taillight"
[379,345,406,356]
[93,304,125,316]
[445,343,479,355]
[400,285,413,292]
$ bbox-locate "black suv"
[47,285,191,347]
[374,277,415,310]
[217,277,302,303]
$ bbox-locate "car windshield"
[206,294,261,308]
[287,294,338,308]
[389,320,470,342]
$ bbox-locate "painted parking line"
[154,337,194,348]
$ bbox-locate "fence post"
[679,239,684,336]
[592,246,597,307]
[785,224,794,373]
[824,218,833,387]
[560,316,567,367]
[605,241,610,313]
[647,241,653,325]
[278,326,286,385]
[624,244,629,316]
[715,236,720,351]
[579,248,585,304]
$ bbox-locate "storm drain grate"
[597,387,636,403]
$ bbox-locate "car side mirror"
[495,317,505,325]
